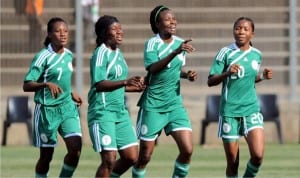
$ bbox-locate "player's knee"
[251,154,264,165]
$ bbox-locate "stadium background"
[1,0,299,145]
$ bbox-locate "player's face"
[157,10,177,36]
[48,21,69,48]
[233,20,254,49]
[106,22,123,48]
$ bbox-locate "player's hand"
[46,82,63,98]
[126,76,146,90]
[229,64,240,74]
[174,39,196,54]
[263,68,272,80]
[71,92,83,107]
[187,70,198,81]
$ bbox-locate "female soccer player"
[23,17,83,178]
[87,15,146,177]
[132,5,197,178]
[207,17,272,177]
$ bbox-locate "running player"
[87,15,146,177]
[132,5,197,178]
[207,17,273,177]
[23,17,83,178]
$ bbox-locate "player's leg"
[133,109,165,178]
[111,109,138,177]
[168,107,193,177]
[36,147,54,178]
[223,141,240,177]
[171,130,193,178]
[59,136,82,178]
[59,101,82,177]
[243,113,265,177]
[132,140,156,178]
[97,150,118,177]
[219,116,241,177]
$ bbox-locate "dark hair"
[95,15,119,47]
[233,16,255,32]
[43,17,67,47]
[149,5,169,34]
[233,17,255,46]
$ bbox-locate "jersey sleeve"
[144,39,159,69]
[209,48,227,76]
[90,50,108,86]
[24,53,47,82]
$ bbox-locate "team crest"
[141,124,148,135]
[68,62,73,71]
[102,135,112,145]
[223,123,231,133]
[251,60,259,71]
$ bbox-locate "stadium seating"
[200,94,283,145]
[2,96,33,146]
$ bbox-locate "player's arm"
[180,69,197,81]
[255,68,272,83]
[95,76,145,92]
[207,64,240,87]
[147,39,195,74]
[23,81,63,98]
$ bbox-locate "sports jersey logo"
[223,123,231,133]
[141,124,148,135]
[102,135,112,145]
[68,62,73,71]
[40,133,48,143]
[251,60,259,71]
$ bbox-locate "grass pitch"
[1,143,299,177]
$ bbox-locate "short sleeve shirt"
[88,44,128,113]
[138,34,186,112]
[24,44,73,106]
[209,43,262,117]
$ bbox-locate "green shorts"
[88,108,138,152]
[33,101,82,147]
[218,112,264,142]
[136,107,192,141]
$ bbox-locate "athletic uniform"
[24,44,81,147]
[87,43,138,152]
[136,34,192,141]
[209,43,264,141]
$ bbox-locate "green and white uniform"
[209,43,264,141]
[24,44,81,147]
[136,34,192,141]
[87,43,137,152]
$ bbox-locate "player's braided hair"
[233,17,255,46]
[43,17,66,47]
[95,15,119,47]
[150,5,169,34]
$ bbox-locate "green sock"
[243,161,261,177]
[36,172,48,178]
[59,163,76,178]
[172,161,190,178]
[132,166,146,178]
[110,171,120,178]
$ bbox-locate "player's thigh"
[166,107,192,135]
[60,101,82,138]
[136,108,168,141]
[116,109,138,150]
[219,116,240,142]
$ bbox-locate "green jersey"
[24,44,73,106]
[88,44,128,113]
[138,34,186,112]
[209,43,262,117]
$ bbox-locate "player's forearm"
[207,71,231,87]
[23,81,47,92]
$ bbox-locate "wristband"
[260,73,265,80]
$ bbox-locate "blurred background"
[1,0,299,146]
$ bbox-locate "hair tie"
[154,6,166,23]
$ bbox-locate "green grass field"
[1,143,300,178]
